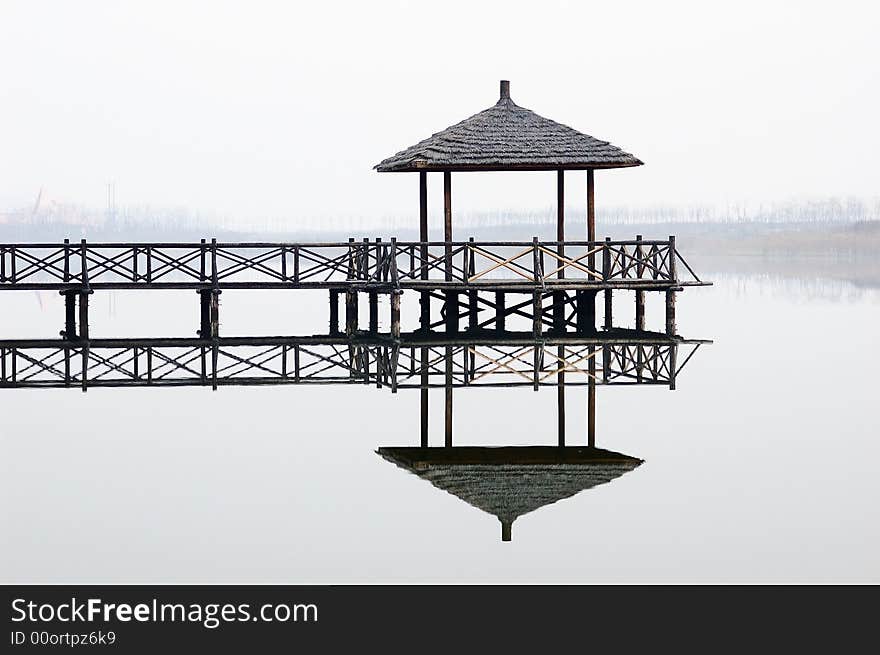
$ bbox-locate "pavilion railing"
[0,237,702,288]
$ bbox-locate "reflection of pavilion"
[377,328,704,542]
[379,446,642,541]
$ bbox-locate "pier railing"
[0,237,705,289]
[0,335,705,392]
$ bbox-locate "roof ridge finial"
[499,80,511,103]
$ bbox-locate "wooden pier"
[0,236,708,341]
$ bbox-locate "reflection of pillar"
[557,346,565,447]
[420,347,429,447]
[501,520,512,542]
[588,345,596,447]
[444,345,453,447]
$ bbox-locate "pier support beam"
[665,289,677,336]
[390,290,401,339]
[369,290,379,333]
[603,289,613,330]
[557,347,565,447]
[444,345,453,447]
[197,289,220,339]
[329,289,340,335]
[420,347,429,447]
[345,291,358,336]
[576,290,596,333]
[60,290,78,340]
[78,290,90,341]
[635,290,645,331]
[419,171,430,332]
[495,292,505,331]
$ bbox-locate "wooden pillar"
[444,345,453,447]
[369,291,379,333]
[665,289,677,336]
[587,169,595,243]
[62,291,77,340]
[443,171,455,333]
[588,345,596,447]
[390,291,401,339]
[635,290,645,331]
[329,289,340,334]
[576,290,596,333]
[345,290,358,336]
[78,290,90,341]
[557,346,565,447]
[532,290,542,338]
[604,289,613,330]
[420,346,429,447]
[555,170,565,332]
[419,171,429,331]
[468,237,478,331]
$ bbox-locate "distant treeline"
[454,196,880,228]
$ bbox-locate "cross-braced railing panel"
[0,338,704,390]
[0,238,704,288]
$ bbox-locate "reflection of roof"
[377,446,643,541]
[375,81,643,172]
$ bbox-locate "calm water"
[2,272,878,583]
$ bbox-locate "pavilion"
[375,79,642,247]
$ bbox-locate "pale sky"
[1,0,878,227]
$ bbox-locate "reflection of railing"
[0,238,705,289]
[0,335,706,392]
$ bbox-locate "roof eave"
[375,160,645,173]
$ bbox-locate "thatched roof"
[377,446,643,541]
[375,81,643,172]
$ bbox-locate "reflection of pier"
[0,331,707,392]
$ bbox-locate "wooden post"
[555,170,565,332]
[603,237,612,330]
[198,290,210,339]
[391,291,401,339]
[495,291,505,331]
[665,289,677,336]
[78,290,89,341]
[369,290,378,333]
[636,290,645,331]
[329,289,340,334]
[587,169,595,244]
[468,237,478,331]
[444,345,453,447]
[557,346,565,447]
[62,291,77,340]
[588,345,596,447]
[419,171,429,331]
[345,290,358,336]
[443,171,454,333]
[420,346,429,447]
